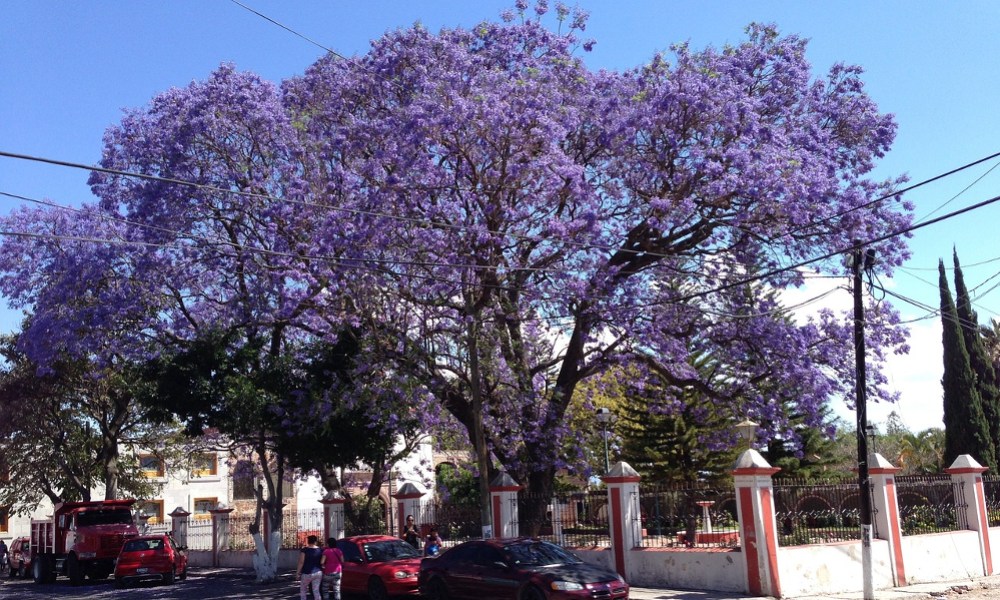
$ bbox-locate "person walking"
[321,537,344,600]
[401,515,420,550]
[296,534,324,600]
[0,538,7,579]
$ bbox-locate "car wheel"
[67,553,84,586]
[115,577,126,589]
[521,585,547,600]
[368,576,389,600]
[179,563,187,580]
[430,577,450,600]
[164,565,176,585]
[17,561,26,579]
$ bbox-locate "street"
[0,568,310,599]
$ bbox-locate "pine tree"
[939,260,997,470]
[618,353,738,483]
[952,250,1000,467]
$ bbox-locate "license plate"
[136,567,150,574]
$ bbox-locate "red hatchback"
[336,535,423,600]
[7,537,30,579]
[113,534,188,587]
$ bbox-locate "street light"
[595,408,615,474]
[735,419,759,450]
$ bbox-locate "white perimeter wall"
[573,547,745,593]
[778,539,895,598]
[902,529,987,584]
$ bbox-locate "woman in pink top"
[321,537,344,600]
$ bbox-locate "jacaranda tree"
[0,3,912,544]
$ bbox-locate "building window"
[137,500,164,525]
[0,507,8,532]
[233,460,256,500]
[191,453,218,478]
[140,454,165,478]
[194,497,218,520]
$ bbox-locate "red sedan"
[419,538,628,600]
[336,535,423,600]
[113,534,188,587]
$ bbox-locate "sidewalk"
[629,572,1000,599]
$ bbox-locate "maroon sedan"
[418,538,628,600]
[336,535,423,600]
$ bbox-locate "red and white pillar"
[946,454,994,576]
[489,472,522,538]
[733,449,781,598]
[392,483,425,537]
[320,491,347,542]
[208,505,234,567]
[603,462,641,579]
[869,453,906,586]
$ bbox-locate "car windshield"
[503,541,581,566]
[362,539,422,562]
[77,509,134,527]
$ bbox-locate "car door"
[337,539,366,593]
[471,546,521,600]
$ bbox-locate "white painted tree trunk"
[251,530,283,583]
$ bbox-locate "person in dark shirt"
[297,535,323,600]
[401,515,420,550]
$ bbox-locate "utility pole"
[852,243,875,600]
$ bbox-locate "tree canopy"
[0,5,911,533]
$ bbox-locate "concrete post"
[551,498,569,546]
[946,454,994,576]
[168,506,191,549]
[320,492,347,542]
[869,453,906,586]
[393,482,425,538]
[733,449,781,598]
[603,461,641,579]
[209,505,234,567]
[489,472,521,538]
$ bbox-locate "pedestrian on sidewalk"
[321,537,344,600]
[296,534,323,600]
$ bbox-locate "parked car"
[418,538,629,600]
[336,534,423,600]
[113,534,188,588]
[7,537,30,579]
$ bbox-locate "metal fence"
[635,482,740,549]
[772,477,872,546]
[511,491,611,547]
[895,475,966,535]
[982,474,1000,527]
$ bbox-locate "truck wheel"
[67,553,84,586]
[32,554,54,584]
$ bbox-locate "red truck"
[30,499,138,585]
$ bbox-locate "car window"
[123,540,151,552]
[443,543,476,563]
[472,546,505,567]
[338,540,363,563]
[503,541,580,566]
[363,539,421,563]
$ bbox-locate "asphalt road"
[0,567,312,599]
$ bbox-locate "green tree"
[938,260,996,470]
[953,250,1000,467]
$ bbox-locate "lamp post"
[735,419,759,451]
[595,408,614,473]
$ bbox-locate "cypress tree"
[939,260,996,470]
[953,249,1000,467]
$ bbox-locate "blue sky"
[4,1,1000,433]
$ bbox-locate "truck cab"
[31,499,139,585]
